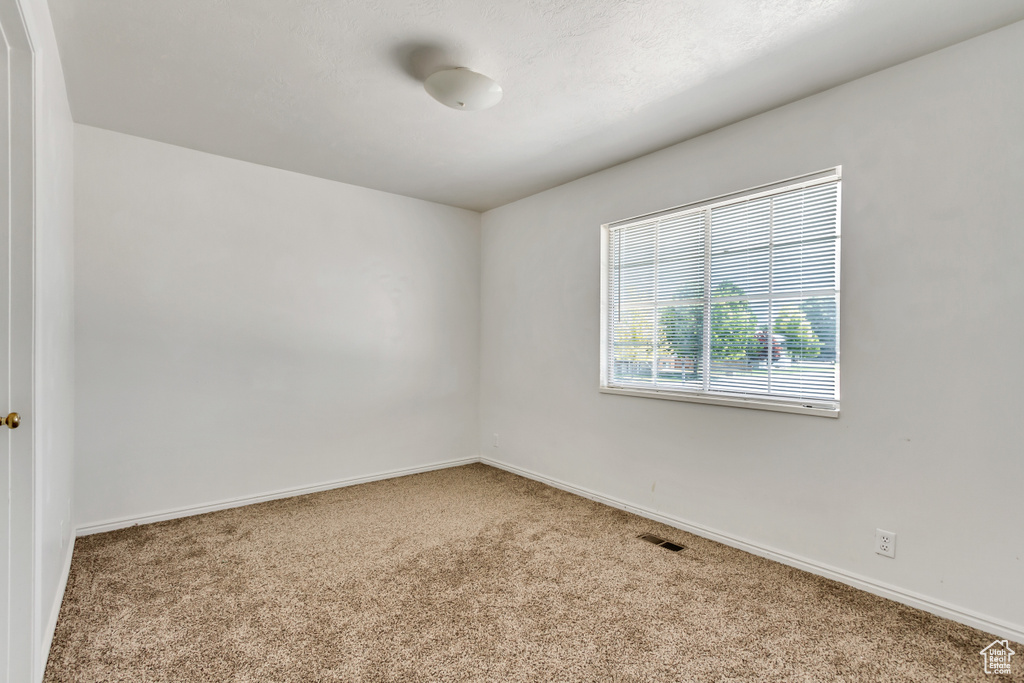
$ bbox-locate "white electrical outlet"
[875,529,896,558]
[493,433,499,448]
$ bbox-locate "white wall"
[480,21,1024,636]
[74,126,480,528]
[21,0,76,677]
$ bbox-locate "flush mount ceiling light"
[424,68,502,111]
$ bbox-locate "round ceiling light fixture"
[424,68,502,111]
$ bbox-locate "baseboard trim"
[76,457,480,536]
[480,456,1024,643]
[38,536,75,681]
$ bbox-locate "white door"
[0,1,34,679]
[0,27,8,679]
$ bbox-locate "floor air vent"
[638,534,684,552]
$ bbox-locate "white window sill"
[599,386,839,418]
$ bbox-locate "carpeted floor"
[45,464,1020,682]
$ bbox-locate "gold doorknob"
[2,413,20,429]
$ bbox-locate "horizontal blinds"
[606,174,840,406]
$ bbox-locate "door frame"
[0,0,36,680]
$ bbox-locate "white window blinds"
[602,169,841,414]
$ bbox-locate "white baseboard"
[480,456,1024,644]
[76,457,480,536]
[37,536,75,681]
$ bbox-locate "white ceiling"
[48,0,1024,211]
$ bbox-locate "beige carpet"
[45,464,1020,682]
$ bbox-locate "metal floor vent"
[638,534,684,552]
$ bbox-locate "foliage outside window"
[601,169,841,416]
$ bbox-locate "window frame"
[599,167,841,418]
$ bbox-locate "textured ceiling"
[48,0,1024,211]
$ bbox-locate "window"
[600,168,841,417]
